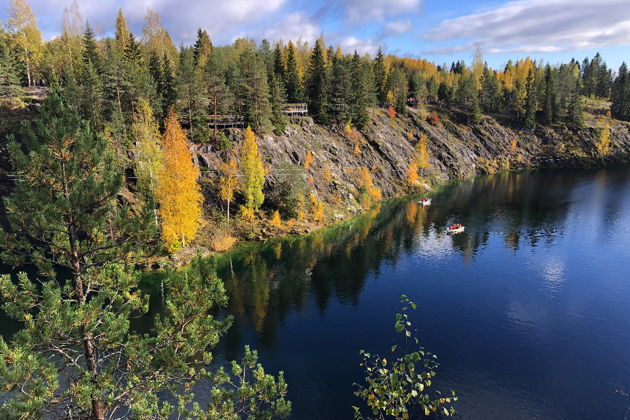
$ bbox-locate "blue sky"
[3,0,630,70]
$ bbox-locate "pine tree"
[0,88,289,420]
[306,37,329,123]
[373,47,388,105]
[157,110,203,251]
[284,41,302,103]
[0,89,153,418]
[240,126,266,216]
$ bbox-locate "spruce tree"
[161,54,177,118]
[388,66,408,114]
[284,41,302,103]
[480,66,500,113]
[0,34,26,109]
[305,38,329,123]
[193,28,212,69]
[177,47,207,141]
[239,49,272,131]
[329,54,352,122]
[273,42,286,83]
[542,65,555,125]
[373,47,387,105]
[612,63,629,121]
[350,51,370,130]
[524,68,537,129]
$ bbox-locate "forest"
[2,0,629,252]
[1,1,629,419]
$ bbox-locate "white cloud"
[262,12,320,44]
[384,19,412,36]
[26,0,286,44]
[339,36,381,56]
[424,0,630,54]
[342,0,421,23]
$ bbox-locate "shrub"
[428,112,440,126]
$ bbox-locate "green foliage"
[0,90,289,418]
[181,345,292,419]
[354,296,457,419]
[0,31,26,109]
[239,49,273,132]
[284,41,302,103]
[306,37,329,123]
[373,48,387,105]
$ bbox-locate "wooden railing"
[281,103,308,116]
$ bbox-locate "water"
[2,168,630,418]
[214,168,630,419]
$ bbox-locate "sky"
[3,0,630,70]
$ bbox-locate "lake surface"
[213,168,630,419]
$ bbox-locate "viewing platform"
[281,103,308,116]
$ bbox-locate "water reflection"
[218,169,630,348]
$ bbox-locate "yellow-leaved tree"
[157,110,203,252]
[133,98,163,196]
[240,126,265,219]
[596,123,612,157]
[219,158,239,226]
[7,0,42,87]
[416,133,430,178]
[406,162,419,185]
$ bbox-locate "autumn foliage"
[304,151,313,169]
[157,110,203,252]
[240,126,266,216]
[406,162,419,185]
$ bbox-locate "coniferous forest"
[1,1,630,419]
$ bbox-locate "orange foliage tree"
[157,110,204,252]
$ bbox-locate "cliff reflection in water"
[215,169,630,352]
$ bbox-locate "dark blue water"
[216,168,630,419]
